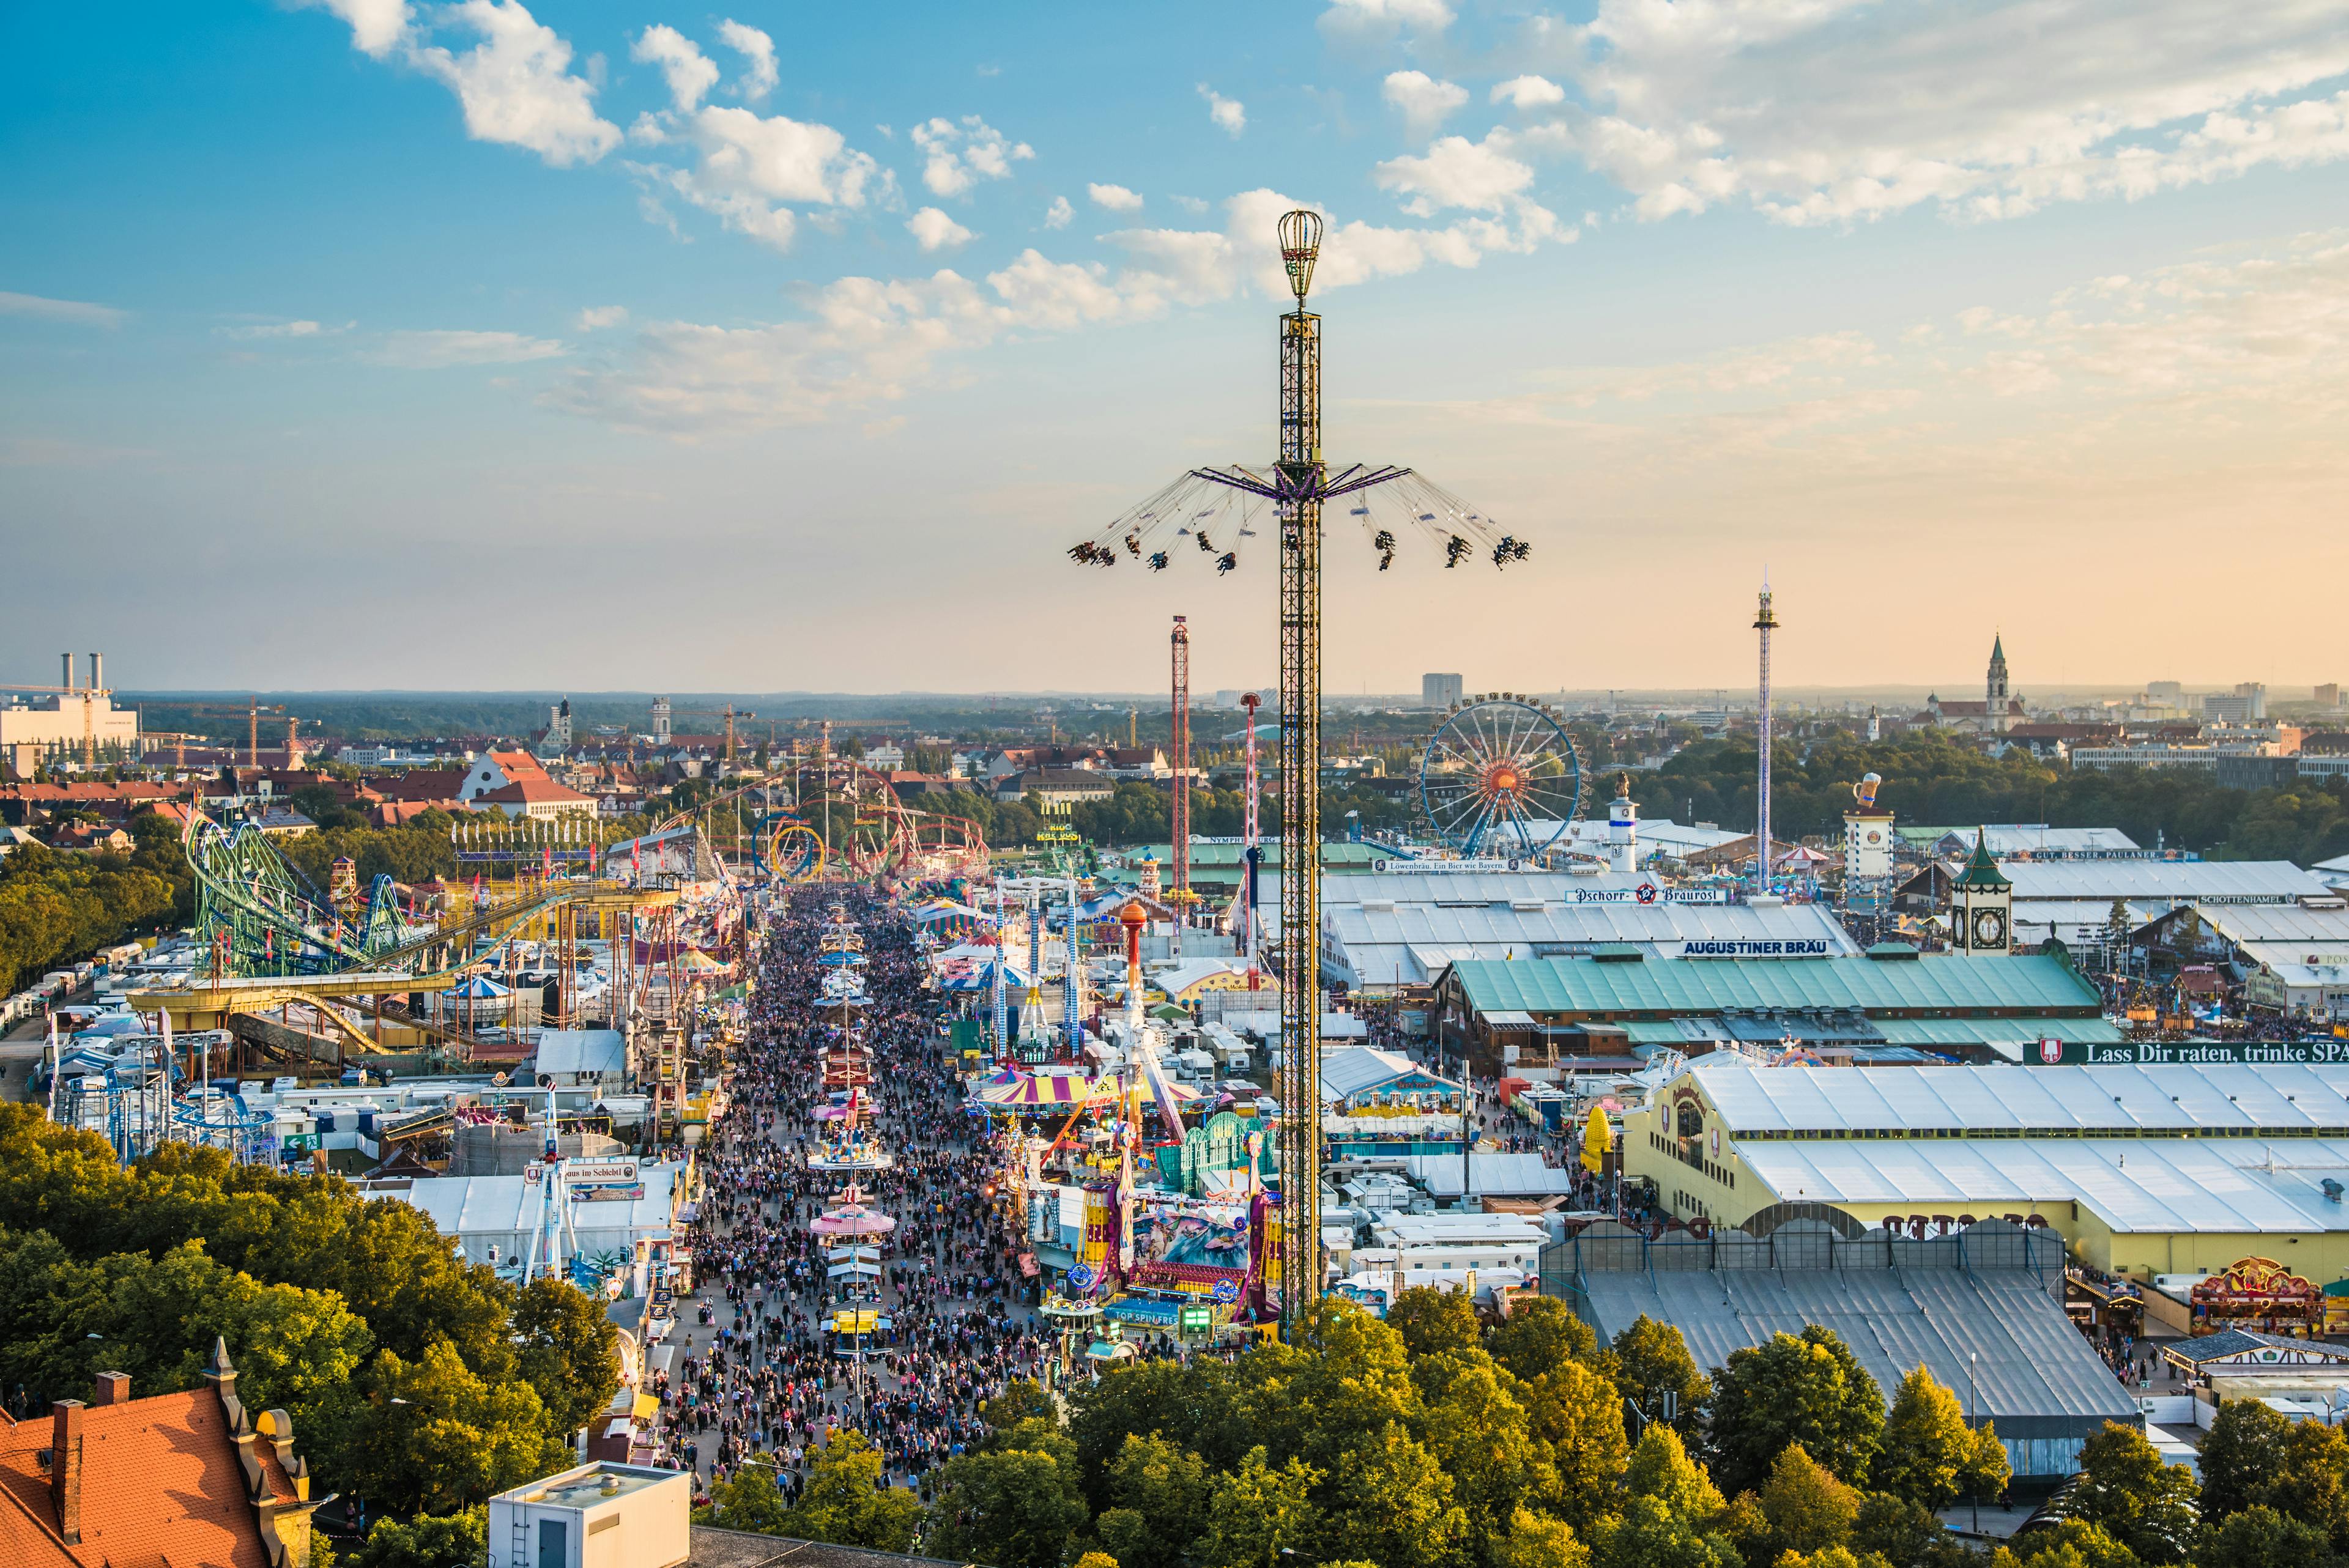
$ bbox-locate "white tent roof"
[1737,1133,2349,1234]
[2000,860,2330,903]
[533,1029,625,1078]
[1687,1056,2349,1135]
[1405,1152,1578,1199]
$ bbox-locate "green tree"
[2259,1418,2349,1547]
[1607,1315,1712,1433]
[1760,1443,1861,1556]
[785,1432,920,1551]
[982,1377,1056,1432]
[358,1337,573,1515]
[1519,1355,1631,1533]
[2064,1422,2199,1565]
[1070,1355,1245,1500]
[1389,1285,1484,1359]
[926,1444,1091,1568]
[707,1464,793,1535]
[1587,1427,1740,1568]
[1775,1551,1891,1568]
[1489,1296,1601,1382]
[1193,1446,1321,1568]
[1998,1519,2140,1568]
[345,1506,486,1568]
[1492,1507,1590,1568]
[1849,1492,1956,1568]
[1092,1433,1213,1568]
[1874,1364,2009,1511]
[2199,1503,2340,1568]
[1419,1355,1547,1553]
[1320,1422,1471,1568]
[1707,1326,1884,1496]
[511,1275,621,1439]
[2195,1396,2290,1520]
[1244,1298,1421,1475]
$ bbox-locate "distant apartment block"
[1423,673,1464,709]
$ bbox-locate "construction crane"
[161,702,288,770]
[1066,210,1529,1334]
[669,704,754,764]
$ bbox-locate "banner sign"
[1675,939,1835,959]
[1567,886,1731,905]
[2034,1038,2349,1065]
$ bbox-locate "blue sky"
[6,0,2349,697]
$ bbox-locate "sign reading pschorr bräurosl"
[2033,1038,2349,1066]
[1567,885,1731,905]
[1674,939,1836,958]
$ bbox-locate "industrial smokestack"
[61,653,73,692]
[88,653,102,692]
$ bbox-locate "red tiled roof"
[485,749,547,781]
[368,768,469,802]
[480,778,594,804]
[0,1385,297,1568]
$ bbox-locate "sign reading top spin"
[2034,1038,2349,1066]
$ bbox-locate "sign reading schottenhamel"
[1675,939,1837,959]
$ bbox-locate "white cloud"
[1530,0,2349,224]
[295,0,412,59]
[629,88,883,253]
[409,0,620,167]
[1491,75,1565,111]
[1382,70,1469,141]
[911,116,1034,198]
[715,19,778,102]
[368,329,566,368]
[908,207,974,251]
[1374,131,1538,213]
[1171,194,1209,214]
[1044,196,1074,228]
[1320,0,1454,42]
[0,290,125,327]
[632,24,718,114]
[1088,183,1145,212]
[217,319,332,339]
[1199,84,1246,138]
[575,305,629,330]
[546,188,1570,436]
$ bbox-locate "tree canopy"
[0,1105,617,1516]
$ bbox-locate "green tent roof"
[1444,953,2099,1018]
[1953,828,2013,890]
[1869,1018,2124,1046]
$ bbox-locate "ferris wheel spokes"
[1416,694,1586,858]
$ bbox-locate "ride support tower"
[1274,210,1326,1329]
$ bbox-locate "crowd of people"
[650,889,1053,1500]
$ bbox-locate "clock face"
[1973,908,2007,949]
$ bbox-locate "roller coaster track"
[182,805,662,987]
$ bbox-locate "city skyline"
[7,1,2349,691]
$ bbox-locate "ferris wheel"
[1418,693,1585,857]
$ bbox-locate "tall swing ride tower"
[1069,211,1529,1330]
[1170,615,1192,923]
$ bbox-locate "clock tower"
[1950,828,2013,956]
[1985,634,2012,734]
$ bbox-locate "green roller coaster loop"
[182,806,605,984]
